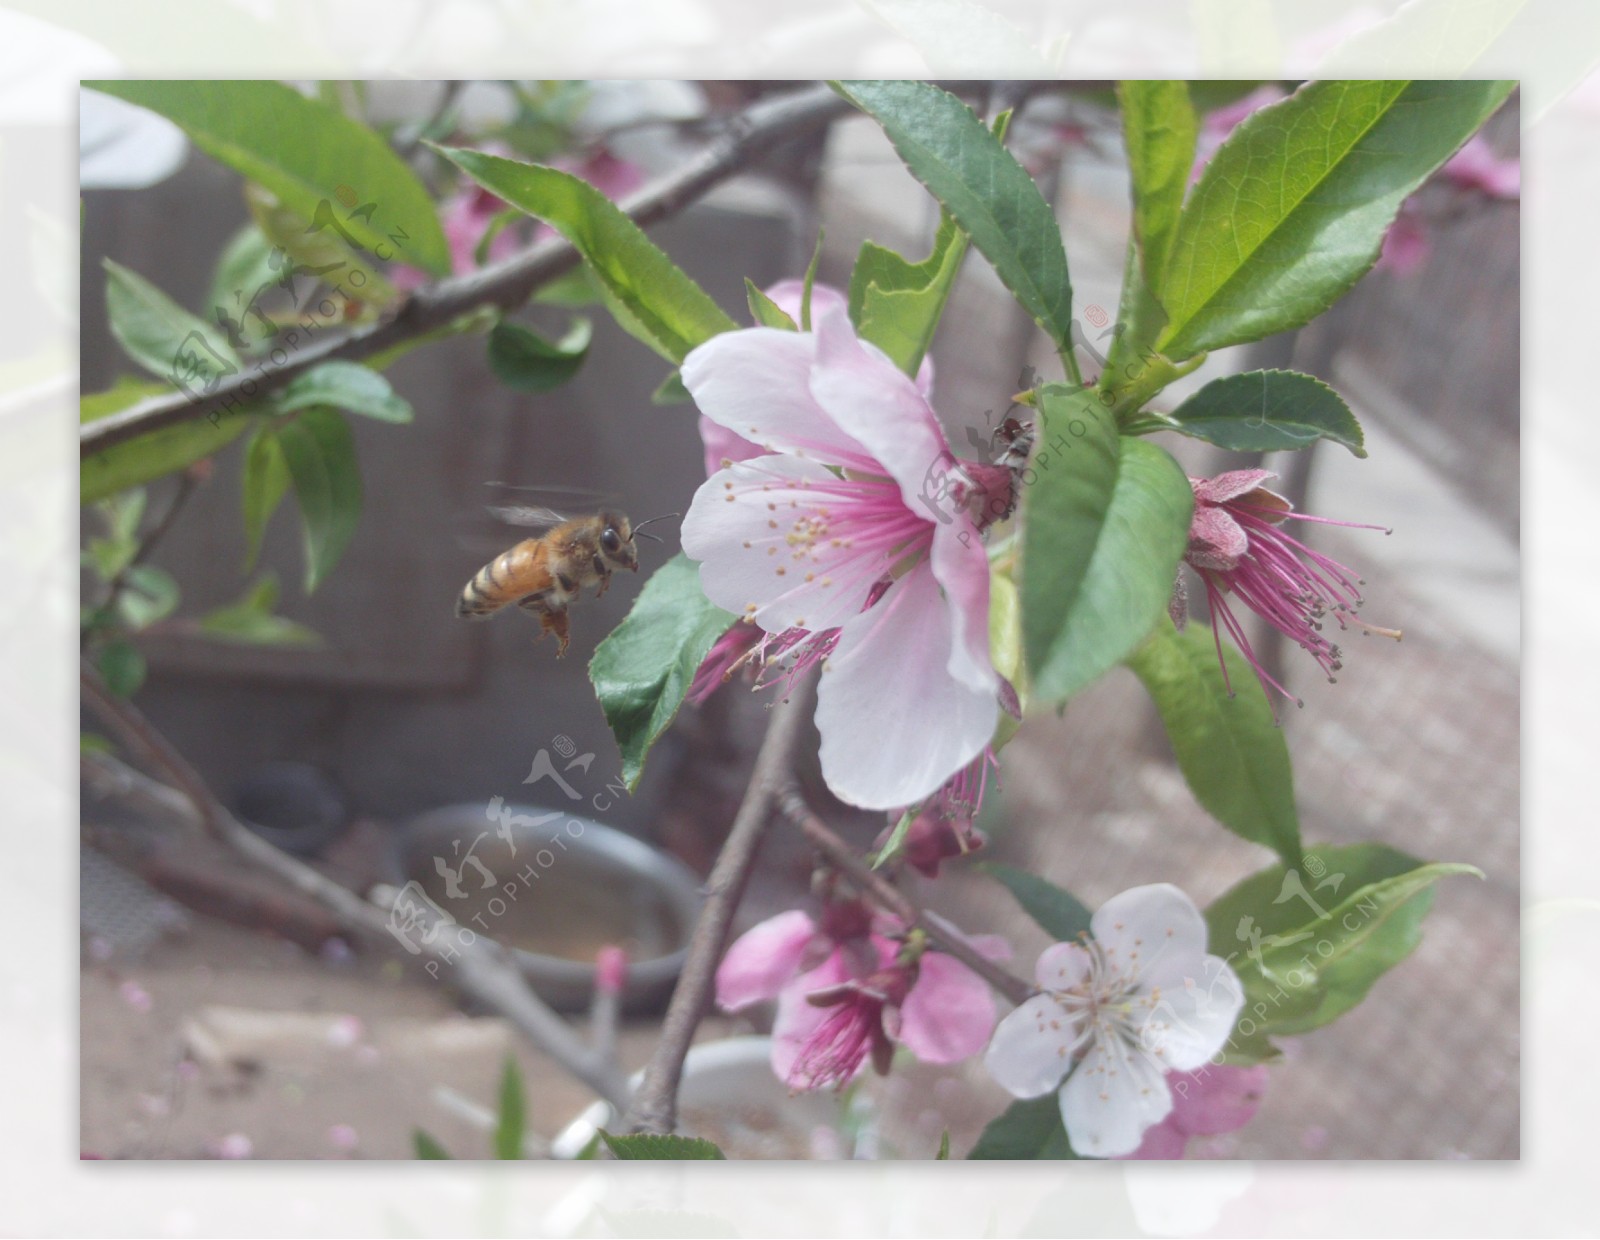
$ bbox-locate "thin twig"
[776,787,1035,1008]
[624,676,817,1135]
[80,665,631,1111]
[81,84,856,457]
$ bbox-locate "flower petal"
[1118,1116,1190,1160]
[897,952,997,1064]
[815,564,998,809]
[1060,1034,1174,1158]
[715,909,819,1011]
[1090,883,1211,993]
[698,413,763,478]
[1139,954,1245,1072]
[765,280,936,397]
[808,311,952,513]
[682,454,907,634]
[1167,1064,1269,1137]
[1034,941,1092,990]
[769,951,852,1084]
[681,327,880,473]
[1187,504,1248,570]
[1191,469,1276,505]
[983,994,1078,1098]
[930,518,995,692]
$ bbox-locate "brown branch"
[625,676,817,1135]
[776,787,1035,1008]
[80,83,856,458]
[80,665,631,1112]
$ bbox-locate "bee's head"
[598,512,638,572]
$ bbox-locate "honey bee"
[455,506,671,656]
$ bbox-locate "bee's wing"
[488,504,569,530]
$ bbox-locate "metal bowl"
[394,803,702,1014]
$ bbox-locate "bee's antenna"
[635,530,664,543]
[633,512,681,531]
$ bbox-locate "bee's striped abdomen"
[457,541,544,618]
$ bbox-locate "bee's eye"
[601,528,621,554]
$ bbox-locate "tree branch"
[80,666,631,1112]
[80,83,856,458]
[625,676,817,1135]
[775,786,1035,1008]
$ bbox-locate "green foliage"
[116,564,180,630]
[86,79,450,275]
[412,1129,451,1159]
[273,361,414,423]
[196,573,322,647]
[847,212,968,378]
[274,407,362,593]
[1118,80,1197,294]
[206,223,280,329]
[968,1095,1078,1159]
[1126,618,1302,866]
[834,81,1075,361]
[494,1056,526,1160]
[103,258,239,383]
[95,638,147,698]
[744,279,798,330]
[486,318,593,391]
[985,863,1094,942]
[1167,369,1366,457]
[598,1130,726,1160]
[437,146,737,363]
[241,424,291,570]
[1158,79,1516,358]
[244,180,401,311]
[589,554,735,791]
[1204,844,1480,1060]
[1019,385,1193,705]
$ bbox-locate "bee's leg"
[541,609,571,656]
[517,593,571,657]
[591,555,612,598]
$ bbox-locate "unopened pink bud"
[596,945,628,996]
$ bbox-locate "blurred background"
[78,80,1518,1160]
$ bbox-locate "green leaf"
[650,370,692,405]
[1019,385,1193,704]
[1167,368,1366,457]
[244,180,400,312]
[413,1129,452,1159]
[846,212,968,378]
[473,207,523,267]
[800,229,824,331]
[984,863,1093,942]
[273,360,414,423]
[436,147,737,363]
[744,279,798,331]
[206,223,280,329]
[82,417,252,505]
[936,1129,951,1159]
[834,80,1074,357]
[1158,79,1516,357]
[1118,80,1197,293]
[197,572,323,647]
[1127,618,1302,866]
[486,318,593,392]
[104,258,240,383]
[80,732,115,756]
[86,80,450,275]
[968,1096,1078,1160]
[275,407,362,593]
[241,424,291,570]
[97,639,147,698]
[81,378,172,424]
[589,554,735,791]
[117,564,181,630]
[1205,844,1481,1058]
[871,808,916,870]
[598,1130,725,1161]
[364,306,499,373]
[494,1057,526,1160]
